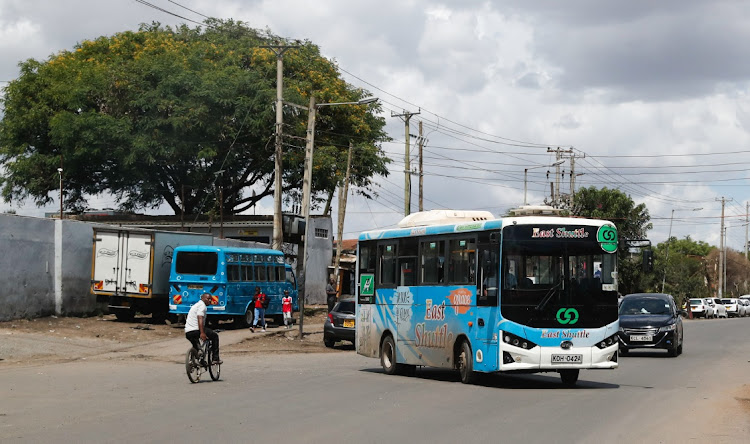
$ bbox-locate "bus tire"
[241,306,254,328]
[380,335,402,375]
[560,369,579,386]
[458,340,476,384]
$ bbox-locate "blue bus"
[355,210,619,386]
[168,246,298,326]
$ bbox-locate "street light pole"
[661,207,702,293]
[57,167,63,219]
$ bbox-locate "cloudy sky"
[2,0,750,251]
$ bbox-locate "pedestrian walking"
[250,286,268,332]
[281,289,293,329]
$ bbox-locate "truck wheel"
[114,309,135,322]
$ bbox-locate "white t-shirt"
[185,299,207,333]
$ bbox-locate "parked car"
[689,298,714,318]
[708,298,728,318]
[323,297,356,348]
[618,293,685,357]
[721,298,743,317]
[739,299,750,316]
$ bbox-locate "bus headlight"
[502,331,538,350]
[596,334,618,349]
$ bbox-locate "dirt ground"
[0,305,350,366]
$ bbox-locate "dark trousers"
[327,295,337,312]
[185,328,219,358]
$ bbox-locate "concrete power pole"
[392,109,420,216]
[261,44,298,250]
[547,147,573,207]
[716,197,732,297]
[418,121,424,212]
[334,142,353,295]
[746,201,749,260]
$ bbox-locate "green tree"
[0,20,390,215]
[565,186,653,294]
[655,235,712,304]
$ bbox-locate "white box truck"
[91,228,215,321]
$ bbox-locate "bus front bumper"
[498,341,618,371]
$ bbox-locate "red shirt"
[254,292,267,309]
[282,295,292,313]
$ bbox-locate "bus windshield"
[500,225,618,328]
[175,251,218,275]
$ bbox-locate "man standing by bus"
[326,277,337,313]
[185,293,221,364]
[250,286,268,332]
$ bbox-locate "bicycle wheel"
[185,347,201,383]
[207,343,221,381]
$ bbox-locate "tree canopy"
[0,20,390,215]
[565,186,653,294]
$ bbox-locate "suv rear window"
[336,301,355,314]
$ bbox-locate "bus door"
[476,239,500,344]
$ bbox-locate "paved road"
[1,318,749,443]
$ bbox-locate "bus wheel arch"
[454,336,476,384]
[380,333,403,375]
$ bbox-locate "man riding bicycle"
[185,293,222,364]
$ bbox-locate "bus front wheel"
[380,335,402,375]
[560,369,579,386]
[458,340,476,384]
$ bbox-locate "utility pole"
[418,121,424,212]
[568,152,584,207]
[746,201,749,260]
[547,147,573,207]
[334,142,353,296]
[716,197,732,297]
[261,44,298,250]
[392,109,420,216]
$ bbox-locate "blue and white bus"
[168,246,298,326]
[356,209,619,386]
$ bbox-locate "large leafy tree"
[0,20,389,215]
[654,235,712,304]
[565,186,653,294]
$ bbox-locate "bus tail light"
[93,281,103,290]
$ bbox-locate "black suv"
[618,293,685,357]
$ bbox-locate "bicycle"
[185,338,221,383]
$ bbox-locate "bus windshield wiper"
[535,281,563,311]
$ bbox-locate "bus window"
[285,269,296,286]
[359,243,376,274]
[227,264,242,282]
[255,265,267,281]
[447,238,476,284]
[379,244,397,286]
[175,251,218,275]
[420,240,444,284]
[399,238,417,286]
[267,264,277,281]
[242,264,254,281]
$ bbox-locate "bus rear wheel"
[236,307,254,328]
[458,340,476,384]
[380,335,403,375]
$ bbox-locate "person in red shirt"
[281,289,293,329]
[250,286,268,332]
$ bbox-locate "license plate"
[188,284,203,289]
[343,319,355,328]
[630,335,653,342]
[551,354,582,364]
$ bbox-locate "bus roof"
[359,216,614,241]
[173,245,284,256]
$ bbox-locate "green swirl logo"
[556,307,579,325]
[597,225,618,253]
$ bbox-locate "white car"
[689,298,714,318]
[738,299,750,317]
[708,298,728,318]
[721,298,743,317]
